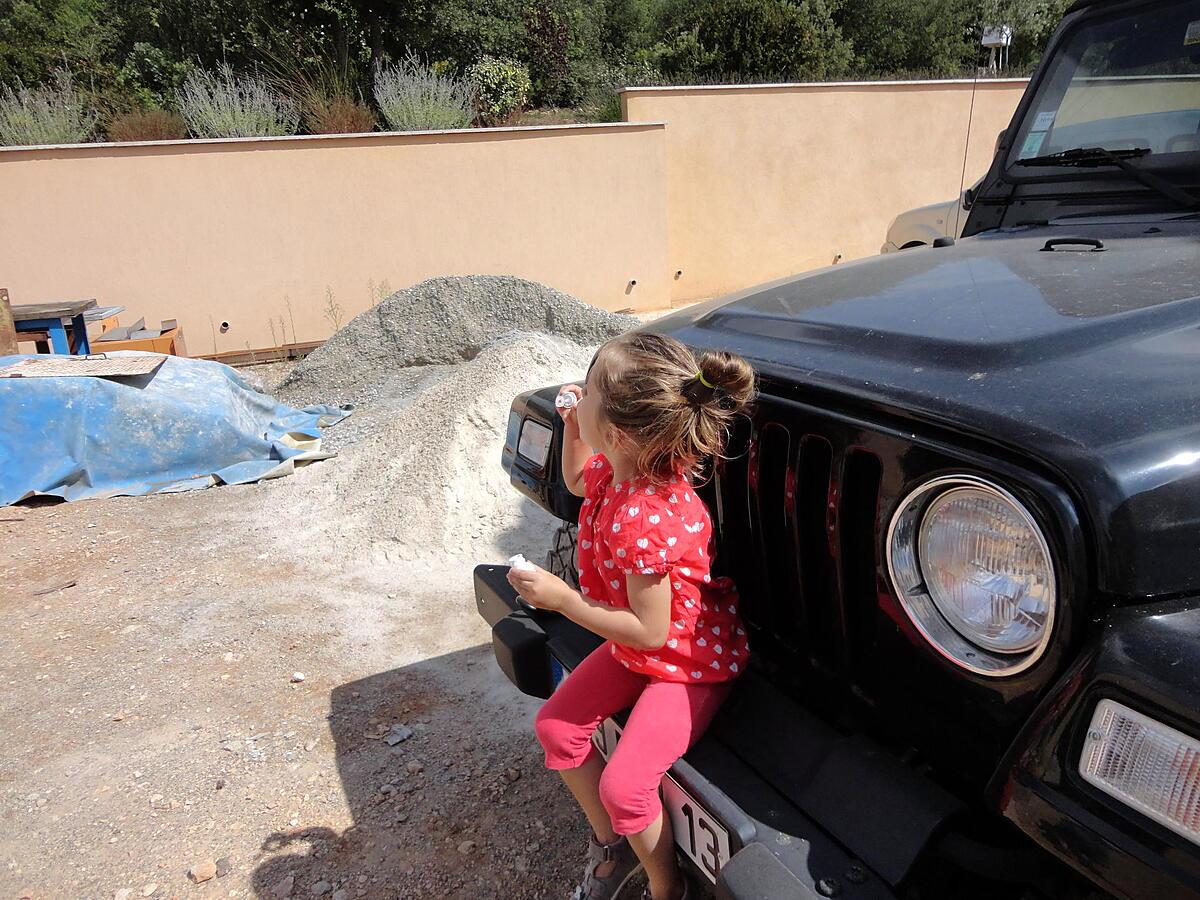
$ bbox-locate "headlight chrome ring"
[885,474,1056,677]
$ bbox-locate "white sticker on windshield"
[1019,131,1048,159]
[1186,20,1200,45]
[1033,111,1057,131]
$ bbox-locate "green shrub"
[577,58,661,102]
[373,53,476,132]
[178,65,300,138]
[468,56,531,124]
[0,70,97,146]
[106,108,187,142]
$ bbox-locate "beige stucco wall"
[0,123,670,355]
[1,82,1031,352]
[622,80,1027,305]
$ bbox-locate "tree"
[654,0,853,81]
[0,0,120,91]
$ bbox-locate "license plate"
[591,718,732,883]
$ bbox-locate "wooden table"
[11,299,97,355]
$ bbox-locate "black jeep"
[475,1,1200,896]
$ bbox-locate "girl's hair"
[587,332,756,482]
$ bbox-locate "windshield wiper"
[1016,146,1200,210]
[1017,146,1151,167]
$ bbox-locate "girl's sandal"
[570,833,643,900]
[638,873,693,900]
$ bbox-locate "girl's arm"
[505,569,672,651]
[557,383,590,497]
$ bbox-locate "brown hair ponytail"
[587,333,756,483]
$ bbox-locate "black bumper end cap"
[492,613,553,700]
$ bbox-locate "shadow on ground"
[248,644,588,899]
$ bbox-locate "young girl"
[506,332,755,900]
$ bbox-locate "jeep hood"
[647,222,1200,598]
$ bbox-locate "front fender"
[989,599,1200,899]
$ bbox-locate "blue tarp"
[0,352,349,506]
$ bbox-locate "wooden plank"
[9,299,97,321]
[0,354,166,378]
[0,288,17,355]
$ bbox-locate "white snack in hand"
[508,554,536,572]
[555,389,579,410]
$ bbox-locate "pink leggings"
[534,642,732,835]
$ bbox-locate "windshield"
[1008,0,1200,169]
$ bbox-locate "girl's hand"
[506,563,574,611]
[556,384,583,427]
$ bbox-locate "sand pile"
[280,275,638,406]
[262,276,635,567]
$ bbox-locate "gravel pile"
[279,275,637,406]
[263,276,634,566]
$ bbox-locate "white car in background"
[881,180,981,252]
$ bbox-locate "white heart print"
[610,579,620,589]
[628,506,640,517]
[667,638,678,648]
[649,514,660,524]
[665,663,677,672]
[612,523,621,533]
[714,644,723,654]
[674,620,685,630]
[636,537,649,549]
[710,660,720,670]
[616,548,626,558]
[581,540,591,549]
[669,494,678,503]
[712,626,721,635]
[691,671,702,679]
[696,637,707,647]
[604,560,615,569]
[666,536,677,546]
[730,663,739,673]
[684,599,695,608]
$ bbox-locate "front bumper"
[475,564,966,899]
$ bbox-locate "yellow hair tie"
[696,371,716,390]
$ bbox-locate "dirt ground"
[0,443,590,899]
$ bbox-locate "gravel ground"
[0,486,590,900]
[0,278,680,900]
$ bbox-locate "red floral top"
[577,454,749,683]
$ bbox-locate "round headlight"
[887,475,1056,676]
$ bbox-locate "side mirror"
[963,186,978,210]
[993,128,1008,156]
